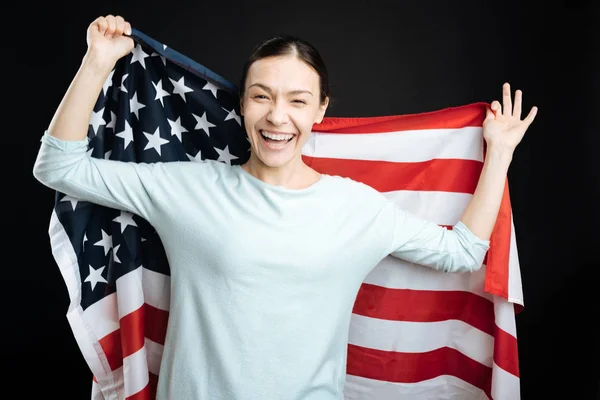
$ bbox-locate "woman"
[33,14,537,400]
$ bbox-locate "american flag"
[45,28,524,400]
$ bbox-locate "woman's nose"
[266,102,289,126]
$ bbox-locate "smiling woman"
[238,36,330,189]
[31,13,537,400]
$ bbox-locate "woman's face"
[240,55,329,169]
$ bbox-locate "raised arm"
[33,15,162,220]
[383,84,537,273]
[459,83,538,240]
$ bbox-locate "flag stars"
[120,73,129,93]
[202,81,219,98]
[152,79,170,106]
[214,145,238,165]
[116,120,134,149]
[113,211,138,233]
[168,116,188,142]
[143,126,170,156]
[193,112,216,137]
[89,107,106,135]
[222,107,241,125]
[130,44,150,69]
[106,111,117,130]
[93,229,113,256]
[84,265,107,291]
[169,76,193,102]
[112,244,121,264]
[187,149,203,162]
[130,92,146,119]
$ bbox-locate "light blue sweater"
[33,132,490,400]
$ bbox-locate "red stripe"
[120,304,146,359]
[144,303,169,345]
[126,372,158,400]
[304,157,483,194]
[98,303,169,371]
[493,324,520,377]
[353,283,494,336]
[99,327,123,371]
[347,344,492,398]
[316,102,488,133]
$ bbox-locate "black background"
[13,0,599,399]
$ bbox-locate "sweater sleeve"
[384,201,491,273]
[33,131,162,222]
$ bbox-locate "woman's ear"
[314,97,330,124]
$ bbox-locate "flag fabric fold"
[45,28,524,400]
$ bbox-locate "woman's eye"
[253,95,268,100]
[292,100,307,104]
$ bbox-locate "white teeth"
[261,131,293,141]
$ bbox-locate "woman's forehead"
[246,56,319,89]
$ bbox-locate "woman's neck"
[241,154,321,190]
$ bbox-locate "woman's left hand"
[483,82,538,153]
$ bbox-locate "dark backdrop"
[13,0,599,399]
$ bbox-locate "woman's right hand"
[85,15,134,70]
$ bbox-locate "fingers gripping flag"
[45,28,524,400]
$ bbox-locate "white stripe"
[348,314,493,367]
[491,361,521,399]
[344,374,490,400]
[383,190,472,225]
[508,217,524,305]
[142,268,171,311]
[494,296,518,338]
[116,266,145,317]
[305,127,484,162]
[365,256,491,299]
[84,292,119,340]
[145,337,164,375]
[123,346,150,398]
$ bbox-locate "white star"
[167,116,188,142]
[89,107,106,135]
[222,107,241,125]
[60,194,78,211]
[214,145,238,165]
[106,111,117,130]
[152,79,170,107]
[120,73,129,93]
[102,69,115,96]
[104,149,112,160]
[113,210,138,233]
[112,244,121,264]
[86,147,94,157]
[130,44,150,69]
[116,120,134,149]
[143,126,170,156]
[83,233,88,246]
[93,229,113,256]
[187,149,203,162]
[202,82,219,97]
[193,112,216,137]
[130,92,146,119]
[169,76,193,102]
[84,265,107,291]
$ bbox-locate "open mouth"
[259,130,296,149]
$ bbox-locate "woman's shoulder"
[322,174,386,201]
